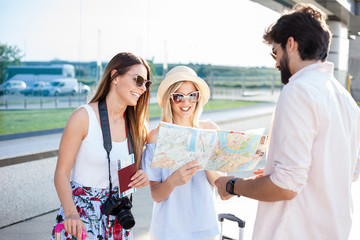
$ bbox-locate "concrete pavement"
[2,174,360,240]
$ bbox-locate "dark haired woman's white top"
[70,104,129,188]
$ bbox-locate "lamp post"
[162,40,168,79]
[96,30,102,83]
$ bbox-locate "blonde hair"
[161,81,203,127]
[90,52,150,169]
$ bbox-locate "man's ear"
[286,36,298,53]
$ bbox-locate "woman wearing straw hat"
[141,66,222,240]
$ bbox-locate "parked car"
[0,80,26,95]
[42,78,79,96]
[21,81,50,96]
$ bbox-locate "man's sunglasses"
[270,44,282,60]
[170,91,200,103]
[127,73,152,90]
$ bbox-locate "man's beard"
[280,51,292,85]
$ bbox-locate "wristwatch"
[226,178,239,196]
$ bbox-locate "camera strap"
[98,99,134,200]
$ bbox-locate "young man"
[215,4,360,239]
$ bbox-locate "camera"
[102,195,135,229]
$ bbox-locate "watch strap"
[227,177,239,196]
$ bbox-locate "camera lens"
[115,197,135,229]
[102,196,135,229]
[116,210,135,229]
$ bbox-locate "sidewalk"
[1,175,360,240]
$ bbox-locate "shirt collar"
[289,62,334,83]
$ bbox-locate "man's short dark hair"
[263,3,332,62]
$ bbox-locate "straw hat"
[157,66,210,107]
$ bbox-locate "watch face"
[226,181,232,194]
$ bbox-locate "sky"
[0,0,280,67]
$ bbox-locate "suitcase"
[218,213,245,240]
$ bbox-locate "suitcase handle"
[218,213,245,228]
[54,223,86,239]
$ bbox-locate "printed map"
[151,122,268,172]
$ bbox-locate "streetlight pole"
[97,30,102,83]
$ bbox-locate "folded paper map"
[151,122,268,172]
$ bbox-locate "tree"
[0,43,24,83]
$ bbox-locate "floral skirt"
[51,181,133,240]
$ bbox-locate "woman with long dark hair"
[51,52,151,240]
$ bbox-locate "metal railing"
[0,94,88,110]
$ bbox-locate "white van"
[42,78,79,96]
[0,80,26,95]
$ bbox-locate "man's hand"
[215,176,237,200]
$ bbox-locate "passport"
[118,154,136,197]
[118,163,136,194]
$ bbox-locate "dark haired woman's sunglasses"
[127,73,152,90]
[170,91,200,103]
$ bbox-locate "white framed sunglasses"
[170,91,200,103]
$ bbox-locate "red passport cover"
[118,163,136,194]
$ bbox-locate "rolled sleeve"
[270,164,308,193]
[269,83,319,193]
[141,144,163,182]
[353,115,360,182]
[354,150,360,182]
